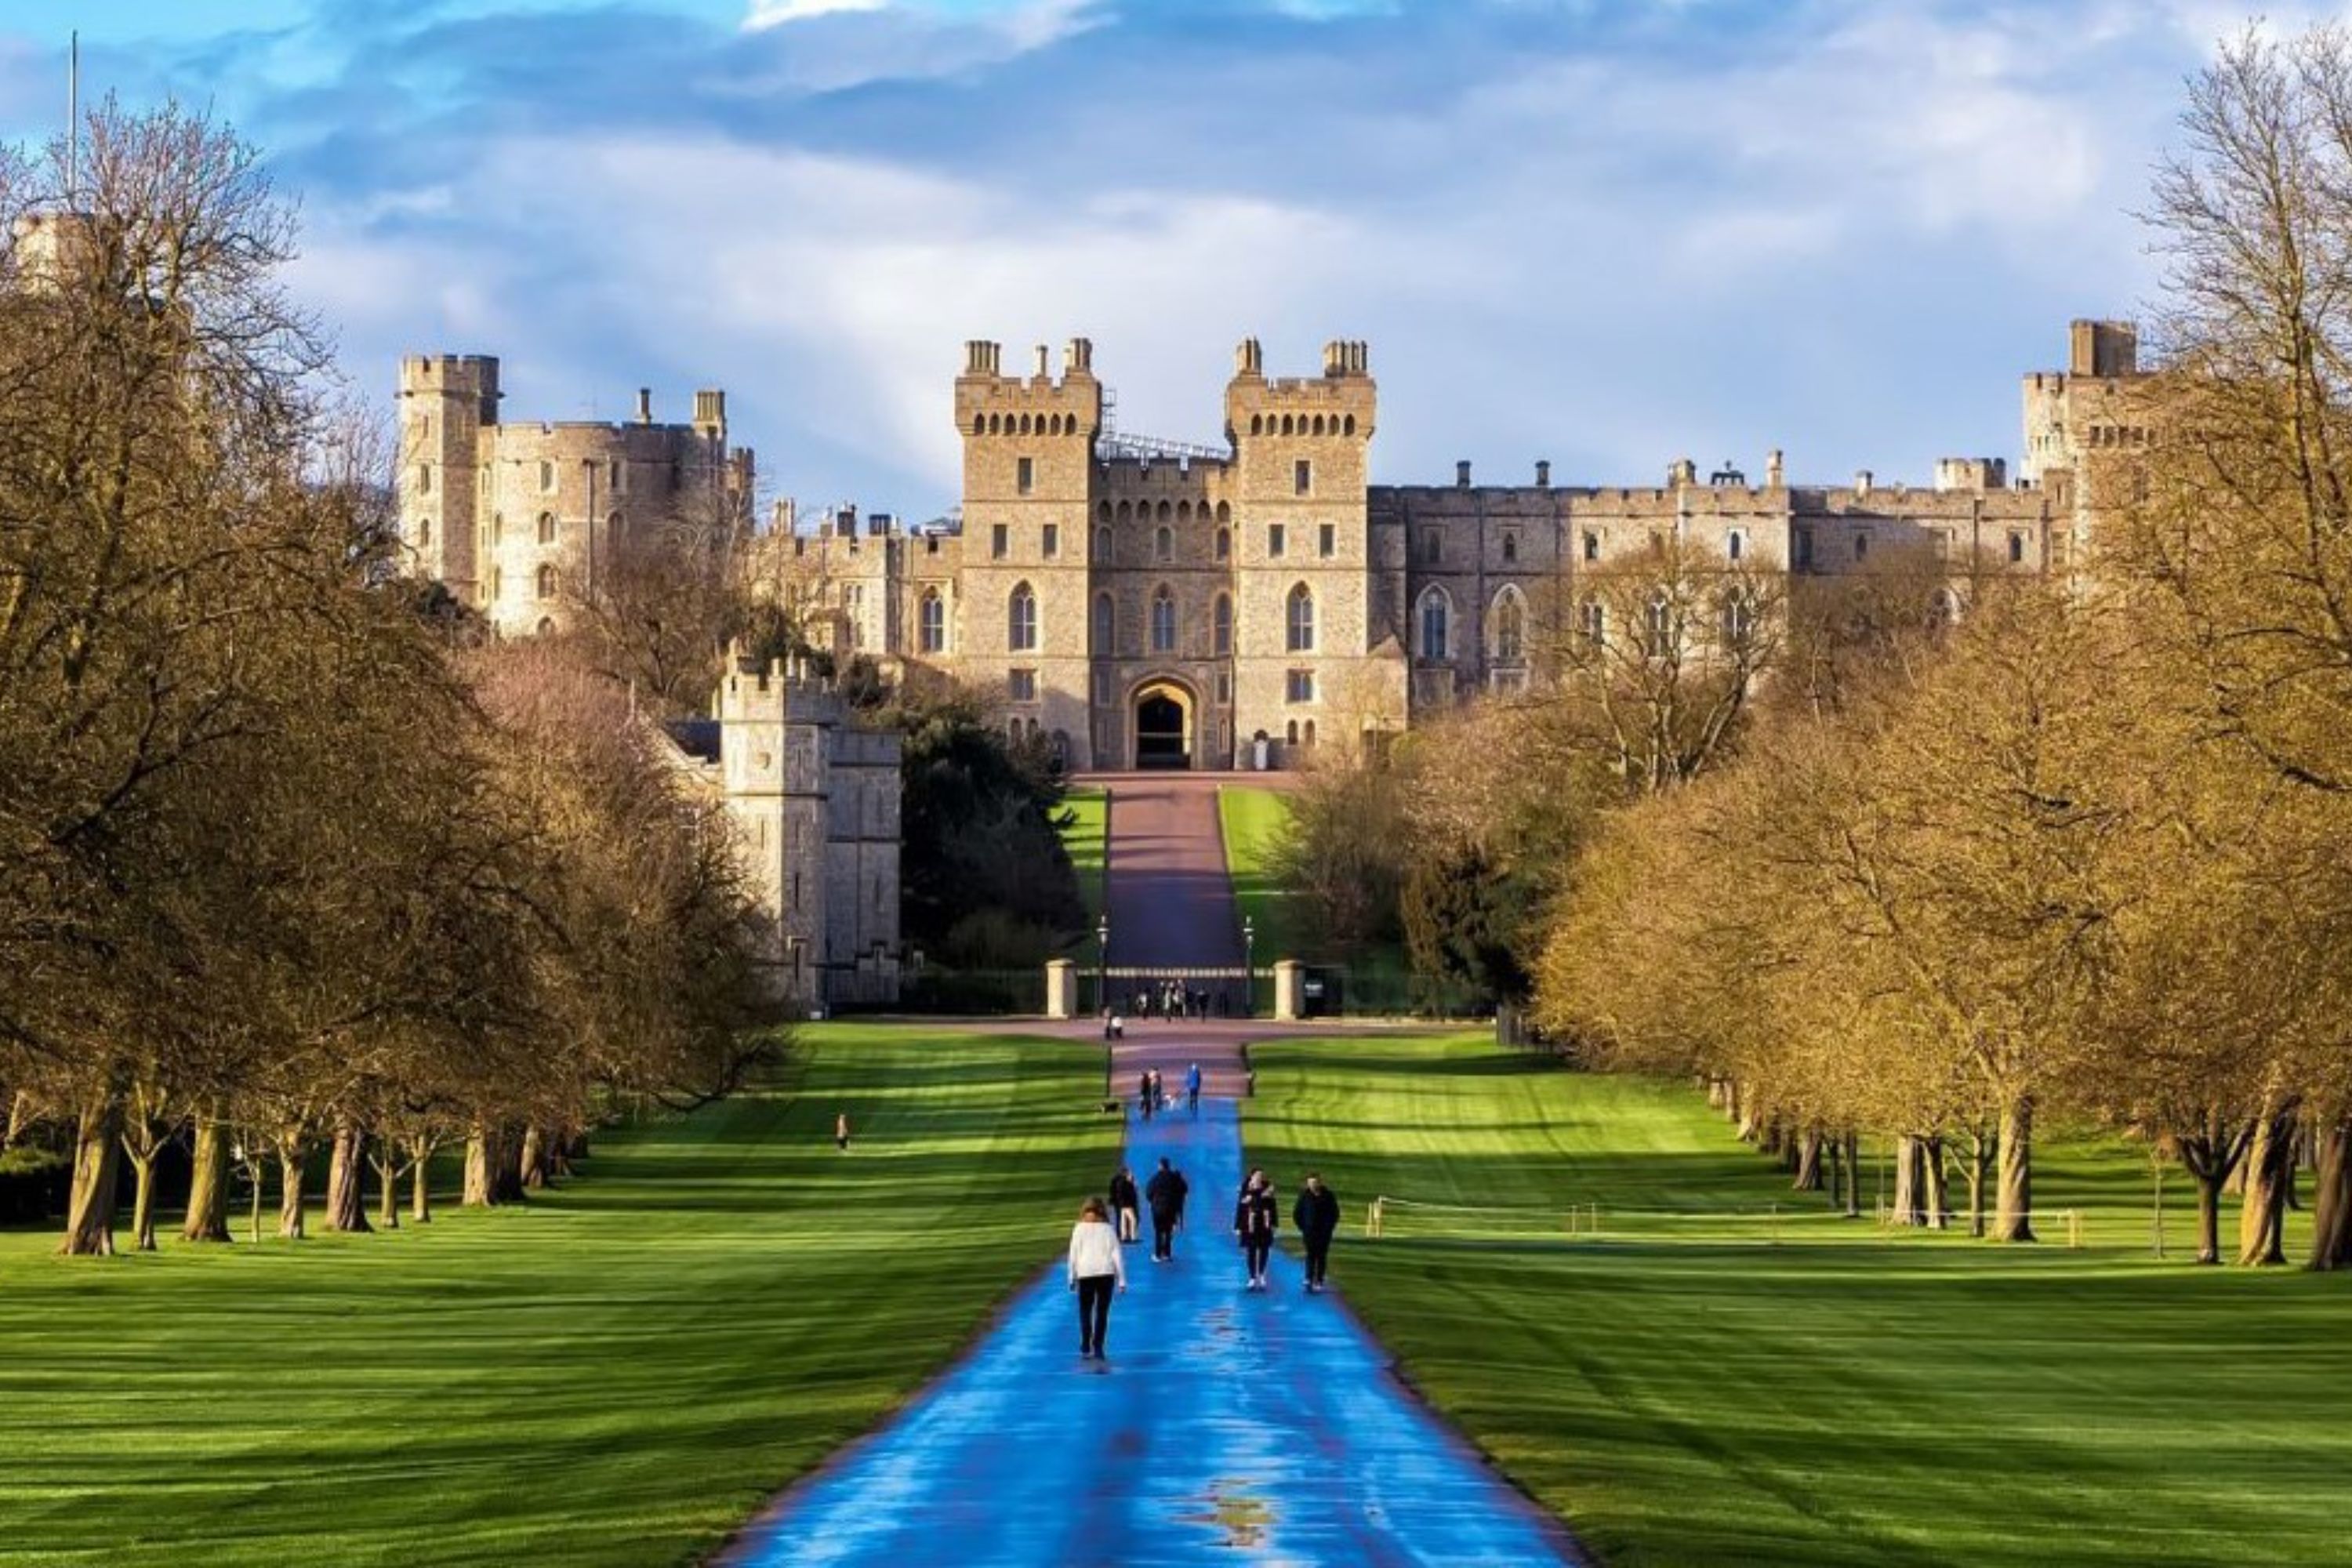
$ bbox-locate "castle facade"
[768,321,2141,771]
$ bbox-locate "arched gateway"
[1132,678,1195,770]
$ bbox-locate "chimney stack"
[636,387,652,424]
[1534,459,1552,488]
[1456,459,1472,488]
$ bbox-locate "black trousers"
[1076,1274,1114,1352]
[1152,1210,1179,1258]
[1243,1237,1272,1278]
[1303,1236,1331,1285]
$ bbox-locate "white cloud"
[743,0,887,27]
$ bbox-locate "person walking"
[1066,1196,1127,1360]
[1109,1165,1142,1244]
[1149,1068,1166,1115]
[1185,1062,1203,1117]
[1145,1156,1189,1261]
[1233,1171,1279,1291]
[1138,1069,1155,1123]
[833,1112,851,1152]
[1294,1172,1341,1293]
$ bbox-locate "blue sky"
[0,1,2316,519]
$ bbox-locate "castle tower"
[1223,339,1377,762]
[718,652,834,1000]
[397,354,499,599]
[953,339,1103,760]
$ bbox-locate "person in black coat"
[1144,1156,1189,1261]
[1292,1172,1341,1293]
[1233,1173,1279,1291]
[1109,1166,1142,1243]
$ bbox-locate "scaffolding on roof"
[1096,385,1230,465]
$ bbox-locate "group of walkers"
[1128,982,1221,1021]
[1066,1156,1343,1359]
[1134,1062,1203,1122]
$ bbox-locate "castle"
[761,321,2143,771]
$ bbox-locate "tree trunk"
[1966,1134,1994,1240]
[372,1148,401,1231]
[1791,1128,1824,1192]
[410,1135,434,1224]
[1724,1079,1743,1127]
[58,1089,124,1257]
[1891,1135,1924,1226]
[277,1137,307,1240]
[1922,1137,1951,1230]
[183,1112,233,1243]
[1821,1131,1841,1202]
[2190,1162,2226,1265]
[2237,1102,2297,1268]
[1706,1079,1726,1111]
[518,1124,550,1191]
[1842,1131,1863,1218]
[2310,1120,2352,1271]
[128,1152,159,1253]
[463,1123,524,1207]
[1994,1097,2035,1243]
[326,1122,372,1234]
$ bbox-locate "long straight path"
[1096,775,1242,970]
[724,1070,1583,1566]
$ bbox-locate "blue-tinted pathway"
[726,1094,1583,1566]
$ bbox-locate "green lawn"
[1244,1033,2352,1568]
[1218,784,1305,963]
[0,1025,1116,1568]
[1060,784,1109,924]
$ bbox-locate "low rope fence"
[1365,1196,2089,1249]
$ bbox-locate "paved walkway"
[724,1082,1582,1566]
[1098,775,1243,971]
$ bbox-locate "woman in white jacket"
[1066,1196,1128,1360]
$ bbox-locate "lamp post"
[1096,913,1112,1098]
[1242,914,1255,1018]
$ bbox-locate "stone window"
[1501,531,1518,564]
[1417,587,1450,661]
[2009,531,2026,564]
[920,590,946,654]
[1043,523,1060,559]
[1583,530,1599,562]
[1155,525,1174,563]
[1853,532,1871,562]
[1643,594,1674,656]
[1304,719,1318,748]
[1092,592,1115,654]
[1491,587,1524,663]
[1319,523,1335,558]
[1294,459,1312,495]
[1098,501,1113,523]
[1215,527,1231,561]
[1094,668,1112,705]
[1286,669,1316,704]
[1423,530,1442,565]
[537,511,557,545]
[1269,524,1287,558]
[1794,526,1816,572]
[1216,501,1232,525]
[1215,671,1232,703]
[415,516,433,548]
[1018,456,1035,495]
[608,510,624,543]
[539,459,555,492]
[1726,528,1744,563]
[1009,668,1038,702]
[536,617,555,637]
[416,463,431,494]
[1151,585,1178,652]
[1213,593,1232,657]
[1722,590,1755,645]
[492,514,505,546]
[991,523,1009,561]
[1287,719,1300,745]
[1579,597,1606,647]
[1008,583,1038,652]
[1095,525,1112,561]
[1286,583,1315,652]
[489,565,504,600]
[610,458,625,493]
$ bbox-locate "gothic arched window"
[1093,591,1115,655]
[1286,583,1315,652]
[1491,587,1525,662]
[1150,585,1178,653]
[1213,593,1233,657]
[535,563,559,601]
[920,589,946,654]
[1417,587,1451,660]
[1008,582,1038,652]
[537,511,556,545]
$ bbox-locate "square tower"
[397,355,499,597]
